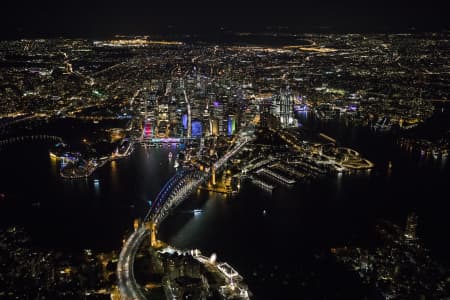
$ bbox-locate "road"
[117,226,149,300]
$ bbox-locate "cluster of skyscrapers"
[260,87,297,129]
[138,76,246,140]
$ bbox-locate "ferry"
[432,149,439,160]
[372,117,392,132]
[193,209,203,216]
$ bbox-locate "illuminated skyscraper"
[212,101,226,135]
[228,115,236,135]
[191,120,203,137]
[210,118,219,136]
[278,88,295,128]
[143,121,152,138]
[260,89,296,129]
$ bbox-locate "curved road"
[117,226,149,300]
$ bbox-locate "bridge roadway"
[117,226,149,300]
[145,169,207,227]
[214,135,251,171]
[117,133,253,300]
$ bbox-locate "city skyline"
[0,8,449,299]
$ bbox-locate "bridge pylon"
[212,166,216,186]
[133,218,141,230]
[147,221,158,247]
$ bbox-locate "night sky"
[1,0,449,38]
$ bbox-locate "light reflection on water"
[0,109,449,298]
[157,106,450,299]
[166,192,228,248]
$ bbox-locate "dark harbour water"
[0,145,178,251]
[0,104,449,299]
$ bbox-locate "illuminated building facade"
[278,88,296,128]
[228,115,236,135]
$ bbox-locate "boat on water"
[372,116,392,132]
[193,209,203,216]
[432,149,439,159]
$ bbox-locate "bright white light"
[209,253,217,264]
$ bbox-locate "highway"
[183,90,192,138]
[214,134,251,171]
[117,226,149,300]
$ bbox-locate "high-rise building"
[278,88,295,128]
[191,120,203,137]
[259,98,272,128]
[212,101,226,135]
[143,121,153,139]
[210,119,219,136]
[404,212,418,241]
[259,90,295,129]
[227,115,236,135]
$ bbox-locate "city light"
[0,24,448,300]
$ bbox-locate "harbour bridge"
[117,132,252,299]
